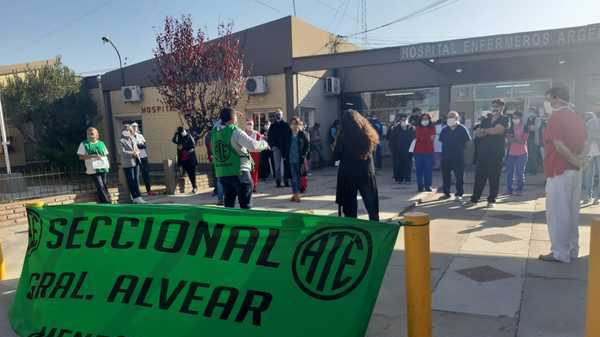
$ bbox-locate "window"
[298,107,316,127]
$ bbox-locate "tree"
[0,60,99,167]
[153,15,246,139]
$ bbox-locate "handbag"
[408,139,416,153]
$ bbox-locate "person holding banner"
[333,109,380,221]
[212,107,269,209]
[77,127,112,203]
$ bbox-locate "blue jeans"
[123,166,141,200]
[583,156,600,199]
[290,161,301,194]
[216,177,224,201]
[414,153,433,191]
[506,154,528,193]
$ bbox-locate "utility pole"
[0,92,12,174]
[360,0,368,47]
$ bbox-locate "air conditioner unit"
[245,76,268,95]
[121,86,142,102]
[324,77,341,96]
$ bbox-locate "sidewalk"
[0,167,596,337]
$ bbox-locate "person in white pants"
[540,86,588,263]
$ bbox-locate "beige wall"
[291,17,360,58]
[102,74,287,166]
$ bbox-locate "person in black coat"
[267,110,292,187]
[334,109,380,221]
[288,117,310,202]
[172,126,198,193]
[388,114,415,184]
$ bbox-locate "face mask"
[181,130,188,136]
[544,101,554,116]
[121,131,130,137]
[400,121,407,127]
[447,118,457,127]
[421,120,430,126]
[512,118,521,125]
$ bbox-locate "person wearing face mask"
[171,126,198,193]
[388,114,415,184]
[540,86,588,263]
[526,108,542,175]
[368,114,384,170]
[582,111,600,205]
[244,120,262,192]
[505,111,529,196]
[287,117,310,202]
[409,107,423,127]
[77,127,112,203]
[466,99,509,208]
[120,125,146,204]
[439,111,471,201]
[130,122,155,196]
[212,107,270,209]
[267,110,292,188]
[413,113,436,192]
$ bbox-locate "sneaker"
[486,202,496,208]
[439,194,451,200]
[504,190,513,196]
[582,198,592,205]
[192,188,198,194]
[455,196,463,202]
[132,197,147,204]
[425,187,433,192]
[463,200,476,207]
[594,198,600,206]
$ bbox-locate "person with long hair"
[333,109,380,221]
[414,113,436,192]
[288,117,310,202]
[172,126,199,193]
[77,127,112,203]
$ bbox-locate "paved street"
[0,166,597,337]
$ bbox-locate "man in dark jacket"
[267,110,292,187]
[388,114,415,183]
[439,111,471,201]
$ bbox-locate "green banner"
[12,204,400,337]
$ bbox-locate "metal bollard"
[586,218,600,337]
[403,212,432,337]
[0,241,5,281]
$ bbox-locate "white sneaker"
[582,198,592,205]
[133,197,147,204]
[594,198,600,206]
[455,196,463,202]
[192,188,198,194]
[486,202,496,208]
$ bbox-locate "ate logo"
[26,209,43,256]
[214,140,232,163]
[292,226,373,300]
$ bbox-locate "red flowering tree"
[153,15,246,139]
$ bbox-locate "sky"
[2,0,600,76]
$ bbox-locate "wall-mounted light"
[455,68,464,73]
[386,92,415,97]
[428,59,435,63]
[559,60,566,65]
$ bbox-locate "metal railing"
[0,166,117,202]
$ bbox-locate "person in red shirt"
[413,113,436,192]
[540,86,588,263]
[244,120,262,193]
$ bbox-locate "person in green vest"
[211,107,269,209]
[77,127,112,203]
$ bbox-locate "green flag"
[12,204,400,337]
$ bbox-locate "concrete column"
[163,159,177,195]
[284,67,295,119]
[439,85,451,117]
